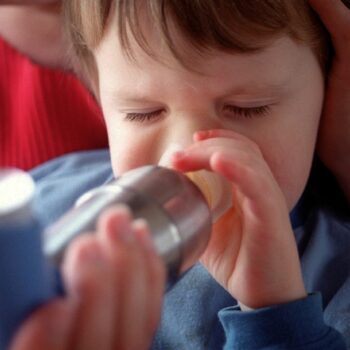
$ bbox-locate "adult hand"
[309,0,350,201]
[0,0,68,68]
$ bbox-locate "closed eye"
[224,105,270,118]
[124,109,164,123]
[124,105,270,122]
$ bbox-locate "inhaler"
[0,152,233,347]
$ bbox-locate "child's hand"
[309,0,350,200]
[10,206,166,350]
[172,129,307,309]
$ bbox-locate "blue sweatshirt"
[30,150,350,349]
[219,294,344,349]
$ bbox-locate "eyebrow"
[107,79,290,104]
[222,80,290,98]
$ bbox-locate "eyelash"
[124,105,270,122]
[124,110,163,123]
[223,105,270,118]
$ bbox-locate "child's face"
[95,20,324,210]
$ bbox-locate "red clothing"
[0,36,108,170]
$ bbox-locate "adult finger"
[309,0,350,35]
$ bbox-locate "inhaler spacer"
[43,165,213,280]
[44,143,233,280]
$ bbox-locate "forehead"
[95,30,314,102]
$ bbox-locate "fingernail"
[171,150,185,160]
[133,219,155,250]
[114,213,135,243]
[116,225,135,243]
[104,204,135,243]
[194,130,208,140]
[159,143,184,167]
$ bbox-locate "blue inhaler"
[0,169,57,350]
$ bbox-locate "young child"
[10,0,350,349]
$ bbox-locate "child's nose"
[177,110,220,138]
[157,114,220,164]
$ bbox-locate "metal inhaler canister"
[0,169,57,350]
[43,166,212,281]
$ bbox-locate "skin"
[0,1,67,68]
[9,1,350,349]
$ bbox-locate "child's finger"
[172,140,265,190]
[10,300,75,350]
[209,150,278,204]
[194,128,253,143]
[172,139,262,174]
[172,130,286,220]
[62,236,116,350]
[194,129,262,154]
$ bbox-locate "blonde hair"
[63,0,330,94]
